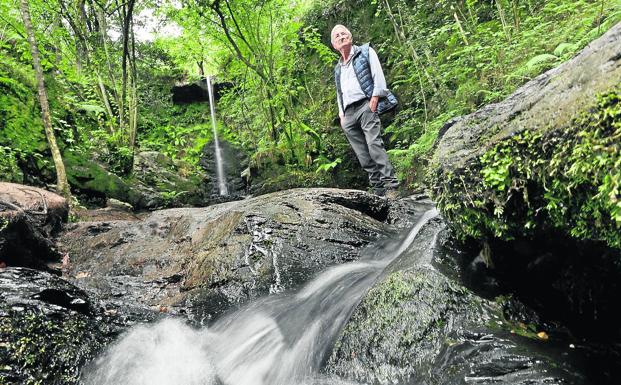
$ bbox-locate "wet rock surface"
[59,188,406,323]
[200,140,249,197]
[0,268,112,385]
[325,217,618,384]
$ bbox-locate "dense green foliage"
[1,0,620,196]
[435,89,621,248]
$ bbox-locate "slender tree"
[19,0,72,202]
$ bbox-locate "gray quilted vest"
[335,43,398,115]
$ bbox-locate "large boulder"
[0,183,68,269]
[428,23,621,340]
[326,217,619,384]
[429,22,621,246]
[59,188,408,322]
[0,268,112,385]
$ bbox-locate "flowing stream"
[82,208,439,385]
[206,75,228,196]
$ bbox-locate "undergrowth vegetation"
[434,89,621,248]
[1,0,620,197]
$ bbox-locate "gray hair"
[330,24,352,44]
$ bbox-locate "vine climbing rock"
[0,182,68,269]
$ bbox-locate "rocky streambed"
[2,183,620,384]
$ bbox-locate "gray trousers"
[341,99,398,189]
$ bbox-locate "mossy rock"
[326,222,588,384]
[131,151,209,208]
[0,268,112,385]
[64,151,141,207]
[429,23,621,248]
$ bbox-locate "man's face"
[331,27,352,51]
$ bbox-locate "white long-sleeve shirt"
[337,45,389,116]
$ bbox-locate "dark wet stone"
[199,139,249,198]
[0,183,68,270]
[325,219,594,385]
[0,268,111,385]
[59,188,415,324]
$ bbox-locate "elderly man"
[331,24,399,198]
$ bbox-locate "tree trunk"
[119,0,136,141]
[19,0,72,202]
[128,16,138,148]
[95,5,121,125]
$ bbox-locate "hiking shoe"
[385,188,400,200]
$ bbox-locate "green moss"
[64,151,140,205]
[254,168,334,194]
[335,269,483,351]
[432,89,621,248]
[0,307,106,385]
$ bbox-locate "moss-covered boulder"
[65,150,214,210]
[64,151,142,208]
[0,268,112,385]
[326,220,604,384]
[429,22,621,248]
[130,151,211,209]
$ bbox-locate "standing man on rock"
[331,24,400,198]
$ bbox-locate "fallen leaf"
[537,331,549,340]
[61,253,71,276]
[75,271,90,279]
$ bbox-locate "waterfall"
[82,208,439,385]
[206,75,228,196]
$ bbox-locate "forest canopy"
[1,0,620,192]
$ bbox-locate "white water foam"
[82,319,216,385]
[83,207,439,385]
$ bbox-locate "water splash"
[83,208,439,385]
[82,319,216,385]
[206,75,228,196]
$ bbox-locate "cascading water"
[206,75,228,196]
[81,208,439,385]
